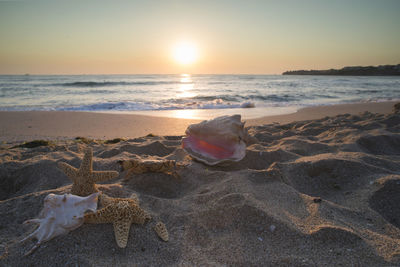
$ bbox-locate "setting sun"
[173,41,198,65]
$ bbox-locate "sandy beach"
[0,101,397,143]
[1,101,400,266]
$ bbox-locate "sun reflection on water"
[180,73,191,83]
[177,74,196,98]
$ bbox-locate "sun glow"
[173,41,198,65]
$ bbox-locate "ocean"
[1,74,399,119]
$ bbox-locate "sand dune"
[1,108,400,266]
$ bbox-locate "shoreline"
[96,105,300,120]
[0,101,397,143]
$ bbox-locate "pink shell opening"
[182,135,235,160]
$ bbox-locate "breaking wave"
[0,74,399,112]
[57,100,256,112]
[58,81,176,87]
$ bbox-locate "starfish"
[120,159,182,179]
[58,147,119,196]
[84,194,151,248]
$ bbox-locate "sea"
[1,74,399,119]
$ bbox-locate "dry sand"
[0,102,400,266]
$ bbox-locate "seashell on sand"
[182,114,248,165]
[154,221,169,242]
[20,192,99,255]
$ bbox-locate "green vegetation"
[283,64,400,76]
[104,138,125,144]
[75,137,93,144]
[394,103,400,113]
[12,140,53,148]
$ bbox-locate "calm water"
[0,74,399,119]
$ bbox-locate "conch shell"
[21,192,99,255]
[182,114,248,165]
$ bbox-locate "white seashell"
[21,192,99,255]
[182,114,248,165]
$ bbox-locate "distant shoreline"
[283,64,400,76]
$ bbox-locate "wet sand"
[0,101,397,143]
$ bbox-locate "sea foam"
[0,74,399,113]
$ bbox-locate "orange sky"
[0,0,399,74]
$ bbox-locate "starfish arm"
[121,160,139,171]
[123,168,141,180]
[128,167,146,175]
[99,193,115,207]
[84,205,114,224]
[92,171,119,182]
[57,162,78,181]
[80,148,93,172]
[129,193,139,205]
[131,206,151,224]
[113,219,132,248]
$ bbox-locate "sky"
[0,0,399,74]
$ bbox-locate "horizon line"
[0,73,283,76]
[1,63,398,76]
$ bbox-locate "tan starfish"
[84,194,151,248]
[120,158,182,179]
[58,147,119,196]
